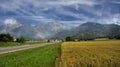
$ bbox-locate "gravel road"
[0,43,54,54]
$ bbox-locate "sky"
[0,0,120,26]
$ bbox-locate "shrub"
[17,36,26,43]
[2,37,9,42]
[65,36,73,41]
[0,33,13,42]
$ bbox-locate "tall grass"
[57,40,120,67]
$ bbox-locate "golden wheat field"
[56,40,120,67]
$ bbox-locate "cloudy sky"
[0,0,120,26]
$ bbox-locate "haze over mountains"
[0,19,120,40]
[0,19,72,39]
[52,22,120,39]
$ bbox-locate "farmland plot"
[56,40,120,67]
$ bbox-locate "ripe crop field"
[56,40,120,67]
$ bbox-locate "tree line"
[0,33,26,43]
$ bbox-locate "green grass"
[0,43,61,67]
[0,41,47,47]
[0,42,19,47]
[25,41,47,44]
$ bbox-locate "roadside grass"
[0,41,47,47]
[57,40,120,67]
[25,41,46,44]
[0,42,61,67]
[0,42,19,47]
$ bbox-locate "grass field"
[56,40,120,67]
[0,43,61,67]
[0,42,19,47]
[0,41,47,47]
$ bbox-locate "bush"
[65,36,73,41]
[47,40,50,42]
[2,37,9,42]
[17,36,26,43]
[0,33,13,42]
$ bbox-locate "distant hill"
[0,22,72,40]
[52,22,120,40]
[72,22,120,40]
[0,22,120,40]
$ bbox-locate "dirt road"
[0,43,54,54]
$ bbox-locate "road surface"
[0,43,54,54]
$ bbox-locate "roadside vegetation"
[0,42,19,47]
[0,33,26,43]
[0,41,47,47]
[0,43,61,67]
[0,33,47,47]
[56,40,120,67]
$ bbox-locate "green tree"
[65,36,73,41]
[2,37,9,42]
[6,33,13,41]
[17,36,26,43]
[0,33,13,42]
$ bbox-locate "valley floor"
[0,40,120,67]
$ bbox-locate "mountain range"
[52,22,120,39]
[0,21,72,39]
[0,21,120,40]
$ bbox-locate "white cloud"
[0,0,97,14]
[4,18,17,24]
[4,18,22,27]
[60,20,86,26]
[0,0,119,26]
[45,0,97,6]
[98,14,120,25]
[109,1,120,4]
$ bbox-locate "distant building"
[11,37,16,42]
[74,39,79,41]
[48,39,62,43]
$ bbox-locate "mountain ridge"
[0,22,120,40]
